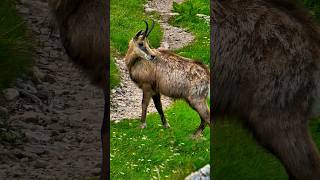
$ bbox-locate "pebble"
[21,112,40,124]
[34,160,48,169]
[0,106,8,115]
[2,88,20,101]
[24,130,51,142]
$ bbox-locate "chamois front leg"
[140,89,152,129]
[152,93,170,128]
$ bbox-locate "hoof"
[139,123,147,129]
[163,123,170,129]
[192,133,203,140]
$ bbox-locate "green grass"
[110,0,163,89]
[304,0,320,21]
[110,57,120,89]
[110,0,210,179]
[0,0,32,90]
[212,120,288,180]
[170,0,210,64]
[111,101,210,179]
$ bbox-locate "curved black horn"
[146,19,155,37]
[134,30,143,40]
[142,20,149,39]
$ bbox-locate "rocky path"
[0,0,103,178]
[110,0,195,121]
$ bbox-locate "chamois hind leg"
[152,93,170,128]
[187,98,210,138]
[249,111,320,180]
[140,88,152,129]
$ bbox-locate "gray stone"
[25,130,51,142]
[21,82,38,94]
[34,160,48,168]
[185,164,210,180]
[23,104,36,111]
[43,74,56,83]
[36,85,50,99]
[20,112,40,124]
[0,106,8,115]
[145,7,155,13]
[24,145,46,155]
[2,88,19,101]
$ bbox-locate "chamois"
[212,0,320,179]
[48,0,108,179]
[125,21,210,138]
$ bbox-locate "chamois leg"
[140,89,152,129]
[100,90,108,180]
[249,112,320,180]
[193,117,207,137]
[187,98,210,138]
[152,93,170,128]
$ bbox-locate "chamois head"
[128,20,157,61]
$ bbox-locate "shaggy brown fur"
[48,0,108,179]
[48,0,107,88]
[212,0,320,179]
[125,29,210,137]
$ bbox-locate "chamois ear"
[134,30,143,40]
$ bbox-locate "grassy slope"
[170,0,210,63]
[110,0,162,89]
[212,1,320,179]
[110,0,210,179]
[111,101,210,179]
[0,0,32,90]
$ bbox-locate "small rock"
[145,7,155,13]
[20,157,29,162]
[0,106,8,115]
[200,164,210,176]
[18,7,29,15]
[2,88,20,101]
[21,151,39,161]
[25,130,51,142]
[23,104,36,111]
[167,12,179,16]
[24,145,46,156]
[21,83,38,94]
[185,164,210,180]
[20,112,40,124]
[196,13,207,18]
[33,159,48,168]
[36,85,50,100]
[43,74,56,83]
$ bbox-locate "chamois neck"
[124,45,139,70]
